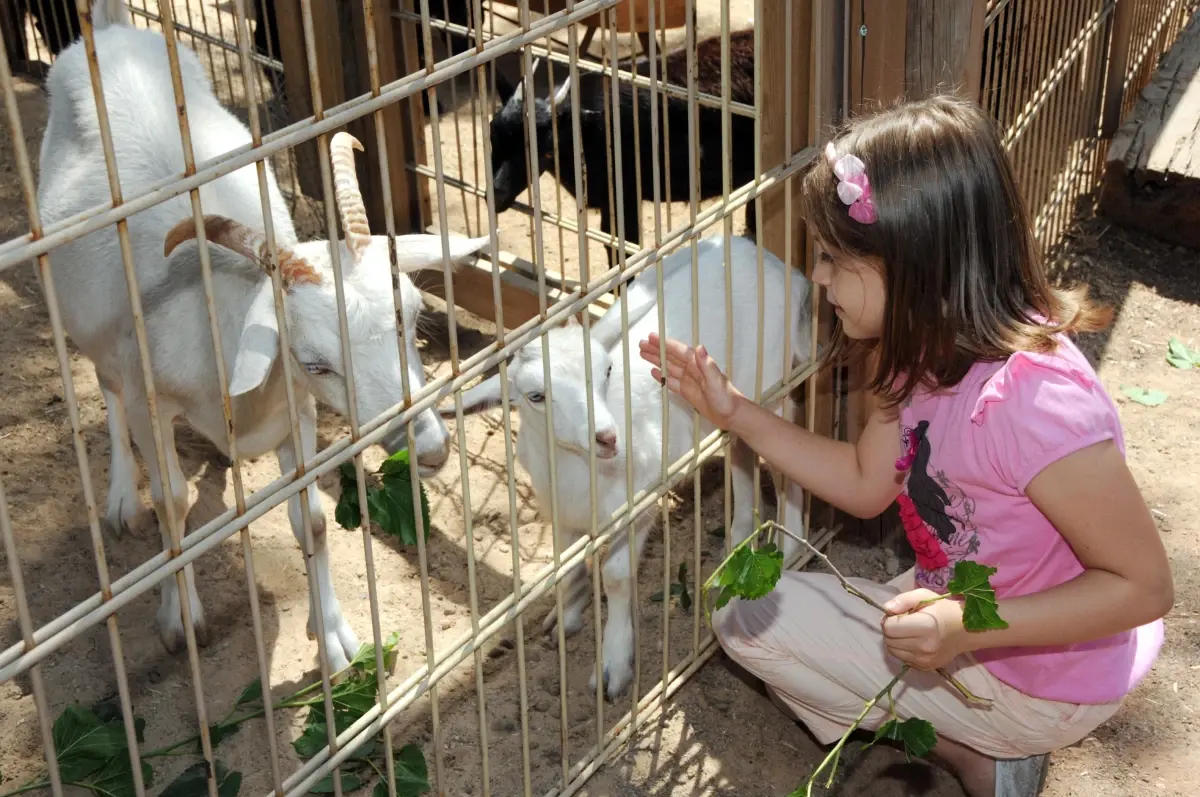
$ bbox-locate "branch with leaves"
[0,636,429,797]
[701,521,1008,796]
[335,450,432,545]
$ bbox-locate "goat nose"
[596,430,617,448]
[416,441,450,472]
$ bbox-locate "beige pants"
[712,569,1122,759]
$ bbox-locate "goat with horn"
[36,4,490,670]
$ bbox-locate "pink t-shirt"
[895,334,1163,705]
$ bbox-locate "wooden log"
[1098,9,1200,250]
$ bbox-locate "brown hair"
[800,94,1110,410]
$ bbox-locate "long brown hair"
[800,94,1109,410]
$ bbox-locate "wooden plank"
[904,0,983,98]
[850,0,908,110]
[1098,8,1200,249]
[488,0,688,32]
[422,251,609,331]
[275,0,345,202]
[347,0,427,234]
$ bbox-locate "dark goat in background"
[488,29,758,263]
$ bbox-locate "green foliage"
[1120,384,1168,407]
[1,633,426,797]
[946,560,1009,631]
[708,541,783,615]
[650,562,693,611]
[335,452,432,546]
[1166,336,1200,369]
[160,761,240,797]
[867,717,938,762]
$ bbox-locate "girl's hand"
[880,589,969,671]
[638,332,745,429]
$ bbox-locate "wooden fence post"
[1101,0,1138,138]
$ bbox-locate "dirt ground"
[2,2,1200,797]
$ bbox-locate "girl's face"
[811,241,887,339]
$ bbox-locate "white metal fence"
[0,3,832,797]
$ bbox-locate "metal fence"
[2,1,1193,796]
[0,3,835,797]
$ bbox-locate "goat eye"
[527,392,545,404]
[304,362,332,376]
[605,364,613,380]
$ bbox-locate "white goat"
[447,234,812,700]
[37,1,489,670]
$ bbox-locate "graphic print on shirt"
[895,420,981,592]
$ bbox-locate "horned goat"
[37,1,488,671]
[445,234,811,700]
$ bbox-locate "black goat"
[488,29,758,263]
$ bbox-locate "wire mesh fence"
[0,2,834,797]
[1,1,1193,796]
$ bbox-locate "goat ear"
[441,372,506,418]
[229,280,282,396]
[390,234,491,274]
[495,72,518,105]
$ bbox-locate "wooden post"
[347,0,427,234]
[904,0,983,99]
[275,0,346,202]
[1101,0,1138,138]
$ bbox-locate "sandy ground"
[2,2,1199,797]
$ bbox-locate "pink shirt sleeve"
[972,351,1121,494]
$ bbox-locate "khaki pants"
[712,569,1121,759]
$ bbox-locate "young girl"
[638,95,1173,797]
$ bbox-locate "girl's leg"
[712,571,1118,778]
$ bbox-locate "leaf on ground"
[52,705,129,782]
[205,720,241,750]
[871,717,938,761]
[235,680,263,709]
[293,724,328,760]
[348,632,401,677]
[1166,336,1200,369]
[1119,384,1168,407]
[90,699,146,745]
[160,760,239,797]
[392,745,430,797]
[946,560,1008,631]
[309,771,363,794]
[74,754,154,797]
[302,676,378,736]
[717,542,783,601]
[335,463,363,531]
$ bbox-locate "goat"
[37,1,489,671]
[443,234,811,700]
[488,30,758,265]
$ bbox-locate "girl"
[638,95,1173,797]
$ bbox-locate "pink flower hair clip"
[824,141,877,224]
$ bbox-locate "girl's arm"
[727,394,906,520]
[639,333,905,519]
[966,438,1173,650]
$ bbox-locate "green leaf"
[335,463,363,531]
[870,717,938,761]
[369,472,431,547]
[346,738,379,762]
[160,761,240,797]
[90,700,145,745]
[717,542,783,601]
[393,745,430,797]
[677,561,692,612]
[1119,384,1168,407]
[235,680,263,709]
[946,560,1008,631]
[74,755,153,797]
[1166,336,1200,369]
[293,724,329,760]
[52,705,128,782]
[206,720,241,750]
[310,771,363,794]
[348,633,401,677]
[378,449,413,477]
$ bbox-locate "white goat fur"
[451,235,812,699]
[37,1,489,670]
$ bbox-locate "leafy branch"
[701,520,1007,796]
[0,634,429,797]
[335,450,432,545]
